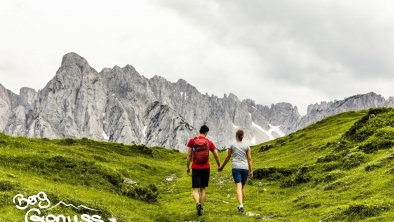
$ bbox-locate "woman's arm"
[219,149,232,171]
[247,147,253,178]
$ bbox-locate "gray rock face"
[0,53,393,152]
[0,84,18,131]
[297,92,393,129]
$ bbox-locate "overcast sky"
[0,0,393,114]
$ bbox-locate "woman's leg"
[241,169,248,202]
[235,182,243,206]
[242,186,246,202]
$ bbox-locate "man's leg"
[194,187,203,216]
[192,188,200,204]
[200,187,206,205]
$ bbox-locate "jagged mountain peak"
[61,52,90,69]
[343,92,381,100]
[176,78,188,84]
[224,93,239,101]
[122,64,137,74]
[19,87,36,95]
[0,53,393,151]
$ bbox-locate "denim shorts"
[232,168,249,186]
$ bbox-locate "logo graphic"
[13,191,104,222]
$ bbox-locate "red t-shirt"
[187,136,216,169]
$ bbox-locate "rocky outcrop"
[0,84,18,131]
[0,53,393,151]
[297,92,393,129]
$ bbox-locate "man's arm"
[247,147,253,178]
[186,147,192,175]
[219,149,232,171]
[212,149,221,169]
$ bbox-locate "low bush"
[343,108,393,142]
[0,140,7,146]
[281,167,312,188]
[365,164,382,171]
[296,202,321,209]
[341,204,390,220]
[253,167,295,181]
[322,163,342,172]
[317,154,341,163]
[0,180,16,191]
[323,181,345,191]
[121,183,159,203]
[259,144,274,152]
[57,138,77,146]
[342,152,366,170]
[315,171,345,183]
[358,139,394,154]
[26,155,122,188]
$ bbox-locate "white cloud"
[0,0,393,115]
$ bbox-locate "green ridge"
[0,108,393,221]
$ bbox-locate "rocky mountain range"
[1,53,393,152]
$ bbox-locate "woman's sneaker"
[196,203,203,216]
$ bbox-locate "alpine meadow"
[0,108,393,221]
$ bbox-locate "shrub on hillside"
[121,183,159,203]
[134,144,154,155]
[58,138,77,146]
[315,171,345,184]
[358,139,394,154]
[281,166,312,188]
[323,181,346,191]
[365,164,382,171]
[341,204,390,220]
[322,163,342,172]
[0,140,7,146]
[343,108,394,142]
[342,152,366,170]
[259,144,274,152]
[0,180,16,191]
[357,127,394,153]
[27,155,122,187]
[365,154,393,171]
[317,154,342,163]
[253,167,295,181]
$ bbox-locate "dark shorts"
[192,169,210,188]
[232,168,249,186]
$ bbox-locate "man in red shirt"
[186,125,221,216]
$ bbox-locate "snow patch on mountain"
[268,124,285,137]
[102,131,109,141]
[251,136,256,145]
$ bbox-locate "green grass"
[0,108,393,221]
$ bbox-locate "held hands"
[218,165,224,172]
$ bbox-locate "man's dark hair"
[199,125,209,134]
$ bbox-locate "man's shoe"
[238,206,244,213]
[196,203,203,216]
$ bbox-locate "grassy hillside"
[0,108,393,221]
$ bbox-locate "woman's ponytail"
[236,129,244,141]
